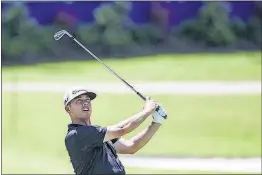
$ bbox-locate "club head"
[54,30,67,41]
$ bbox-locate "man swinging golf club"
[63,86,168,174]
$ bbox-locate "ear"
[65,105,70,113]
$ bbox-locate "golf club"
[54,30,167,119]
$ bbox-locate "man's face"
[66,94,92,120]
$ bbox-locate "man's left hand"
[152,105,168,124]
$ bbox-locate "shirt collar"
[68,123,84,131]
[67,123,100,131]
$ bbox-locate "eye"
[84,99,91,103]
[76,99,83,103]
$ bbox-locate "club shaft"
[69,36,147,101]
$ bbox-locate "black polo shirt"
[65,124,126,175]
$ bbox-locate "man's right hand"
[142,97,158,114]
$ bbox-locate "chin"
[81,112,91,118]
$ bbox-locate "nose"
[82,100,89,106]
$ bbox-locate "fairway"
[3,92,261,158]
[2,52,261,174]
[125,167,256,174]
[2,52,261,82]
[2,148,253,174]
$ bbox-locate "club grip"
[136,91,167,119]
[136,91,146,101]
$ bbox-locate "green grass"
[3,92,261,159]
[2,52,261,82]
[126,167,255,174]
[2,92,261,173]
[2,149,251,174]
[2,52,261,174]
[2,141,256,174]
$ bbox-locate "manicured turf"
[2,52,261,173]
[126,167,254,174]
[2,149,251,174]
[2,52,261,82]
[2,92,261,159]
[2,142,255,174]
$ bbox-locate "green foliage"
[103,27,134,47]
[176,19,203,41]
[94,3,119,26]
[90,2,134,48]
[198,2,236,46]
[82,2,132,48]
[230,17,247,39]
[246,16,262,45]
[131,24,163,45]
[83,1,163,47]
[90,2,163,48]
[2,2,261,64]
[77,23,102,45]
[178,2,237,46]
[2,3,31,57]
[93,2,132,27]
[2,3,55,58]
[36,26,57,52]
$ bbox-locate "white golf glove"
[152,104,168,124]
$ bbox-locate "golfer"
[63,86,167,174]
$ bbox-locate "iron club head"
[54,30,67,41]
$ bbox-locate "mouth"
[82,106,90,111]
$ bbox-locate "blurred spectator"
[254,1,262,20]
[54,10,77,37]
[150,2,170,42]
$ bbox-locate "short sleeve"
[77,125,107,148]
[111,138,120,144]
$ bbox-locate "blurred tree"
[2,2,56,62]
[230,16,247,39]
[177,2,237,46]
[198,2,236,46]
[246,16,262,45]
[88,2,134,51]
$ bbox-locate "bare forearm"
[113,116,136,128]
[112,110,151,135]
[113,110,150,128]
[130,122,161,152]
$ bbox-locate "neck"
[71,118,91,126]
